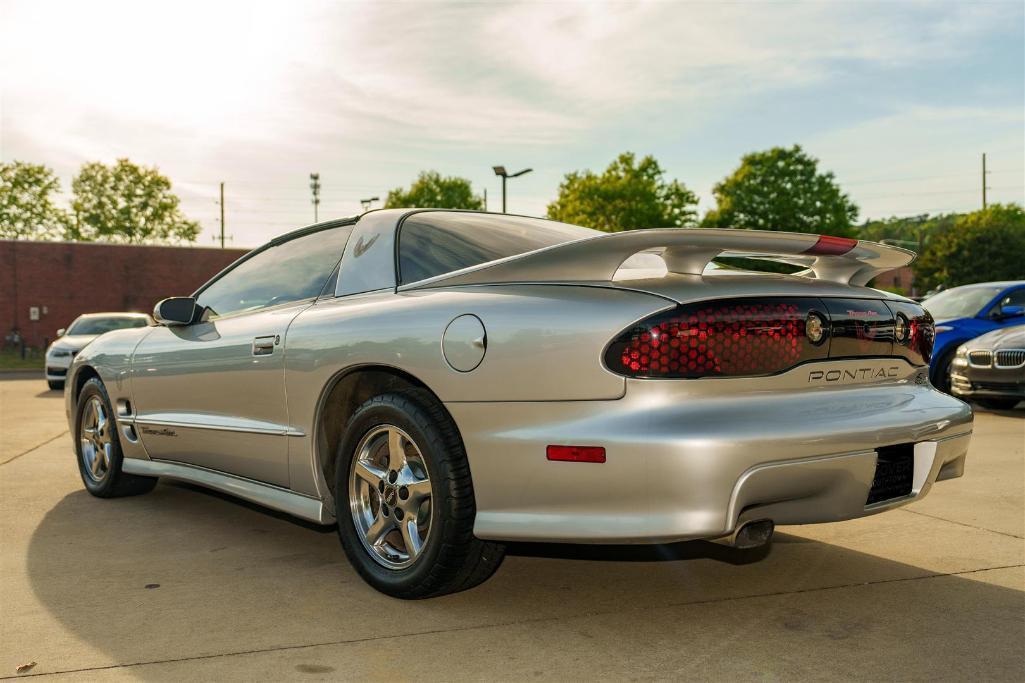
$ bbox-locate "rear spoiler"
[399,228,915,290]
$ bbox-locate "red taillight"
[604,298,828,379]
[885,301,934,365]
[546,445,606,463]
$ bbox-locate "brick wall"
[1,240,249,348]
[870,266,916,296]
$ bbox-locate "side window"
[196,225,352,318]
[1000,289,1025,308]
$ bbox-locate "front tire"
[47,380,64,391]
[75,378,158,497]
[334,390,504,599]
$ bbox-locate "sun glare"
[3,1,315,138]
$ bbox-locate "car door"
[130,223,353,487]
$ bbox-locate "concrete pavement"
[1,376,1022,680]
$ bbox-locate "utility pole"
[310,173,321,222]
[218,182,226,248]
[483,188,487,212]
[212,182,232,248]
[981,153,990,209]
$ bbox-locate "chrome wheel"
[80,396,113,483]
[348,425,433,570]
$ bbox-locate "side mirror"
[998,304,1025,320]
[56,328,65,337]
[153,297,198,326]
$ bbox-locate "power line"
[855,185,1021,200]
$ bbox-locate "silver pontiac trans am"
[65,209,973,598]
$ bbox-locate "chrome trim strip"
[121,458,333,524]
[131,416,306,437]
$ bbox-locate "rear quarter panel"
[282,284,672,493]
[284,285,672,405]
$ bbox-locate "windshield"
[922,287,1002,320]
[67,316,149,336]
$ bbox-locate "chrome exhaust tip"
[731,519,774,550]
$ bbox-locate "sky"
[1,0,1023,247]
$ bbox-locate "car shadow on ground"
[24,481,1024,679]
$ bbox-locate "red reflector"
[546,445,606,463]
[802,235,858,255]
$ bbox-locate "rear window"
[398,212,595,285]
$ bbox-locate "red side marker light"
[802,235,858,256]
[546,445,606,463]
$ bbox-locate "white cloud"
[1,0,1021,244]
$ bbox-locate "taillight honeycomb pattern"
[605,298,826,379]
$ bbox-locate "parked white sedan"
[45,313,151,390]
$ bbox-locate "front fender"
[64,327,154,448]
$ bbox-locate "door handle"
[252,335,277,356]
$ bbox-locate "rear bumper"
[450,358,973,543]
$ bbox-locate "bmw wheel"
[75,378,158,497]
[334,389,505,598]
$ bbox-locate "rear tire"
[334,389,505,599]
[974,398,1021,410]
[47,380,64,391]
[75,378,158,497]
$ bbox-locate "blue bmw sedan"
[921,281,1025,391]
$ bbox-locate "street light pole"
[360,196,380,212]
[309,173,321,222]
[492,165,532,214]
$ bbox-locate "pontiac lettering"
[808,366,900,383]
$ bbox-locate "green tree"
[0,161,71,239]
[547,152,697,231]
[703,145,858,237]
[384,171,484,210]
[858,212,959,251]
[69,159,200,243]
[914,204,1025,290]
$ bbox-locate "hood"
[51,334,99,351]
[966,325,1025,351]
